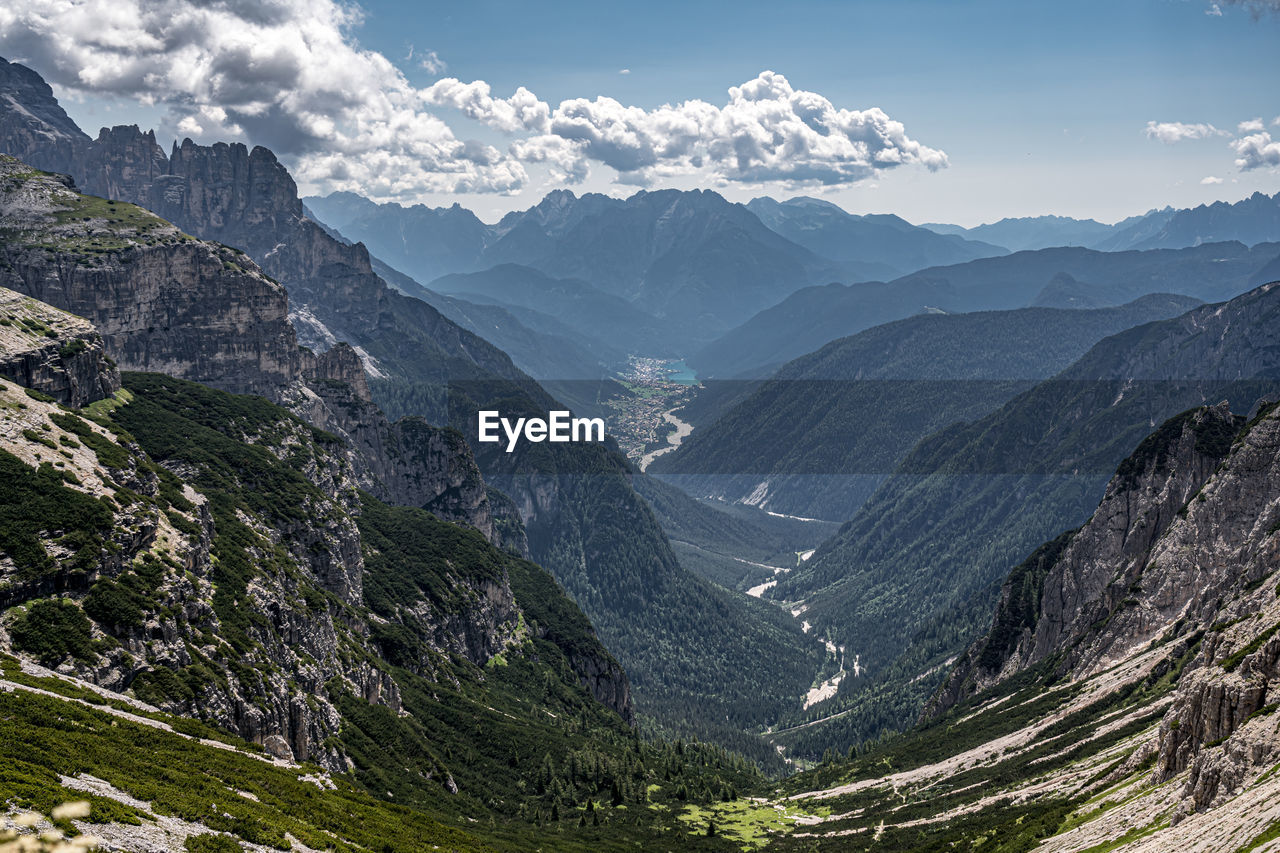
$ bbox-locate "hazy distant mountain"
[1100,191,1280,251]
[364,257,615,382]
[304,191,491,283]
[693,240,1280,378]
[749,196,1006,274]
[921,215,1119,251]
[307,187,868,346]
[653,293,1203,520]
[486,188,858,338]
[432,264,677,358]
[927,192,1280,255]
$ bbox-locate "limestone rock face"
[0,286,119,406]
[933,394,1280,821]
[0,155,505,542]
[297,342,498,539]
[0,61,634,728]
[0,57,89,177]
[569,648,634,724]
[934,404,1244,712]
[82,126,170,207]
[0,158,301,400]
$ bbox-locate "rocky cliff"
[770,390,1280,850]
[923,388,1280,829]
[0,154,506,542]
[935,403,1245,709]
[0,156,301,399]
[0,64,527,389]
[0,286,118,406]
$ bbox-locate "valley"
[0,21,1279,851]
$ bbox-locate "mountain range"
[651,292,1204,520]
[761,280,1280,755]
[4,49,1280,852]
[693,239,1280,378]
[0,56,829,765]
[922,191,1280,253]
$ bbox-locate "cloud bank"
[0,0,946,199]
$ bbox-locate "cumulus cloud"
[1206,3,1223,14]
[1232,132,1280,170]
[0,2,947,197]
[1144,121,1228,143]
[0,0,526,197]
[520,70,949,187]
[1201,175,1223,184]
[422,78,551,133]
[1238,118,1265,133]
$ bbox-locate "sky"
[0,0,1277,225]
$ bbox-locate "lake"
[664,359,698,385]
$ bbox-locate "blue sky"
[10,0,1280,224]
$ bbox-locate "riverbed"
[638,408,694,471]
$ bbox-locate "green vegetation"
[0,448,114,581]
[9,600,96,664]
[184,835,244,853]
[1221,620,1280,673]
[0,371,773,848]
[0,676,486,852]
[375,376,826,769]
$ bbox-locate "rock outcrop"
[0,156,300,400]
[0,155,505,542]
[931,392,1280,822]
[0,286,119,406]
[0,57,89,177]
[0,59,638,723]
[934,403,1244,711]
[296,342,497,539]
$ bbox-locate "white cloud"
[419,50,446,75]
[1238,118,1265,133]
[1144,121,1228,143]
[1200,175,1223,184]
[619,69,631,75]
[1206,3,1223,14]
[0,2,947,197]
[422,78,551,133]
[1232,132,1280,170]
[522,70,948,187]
[0,0,526,197]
